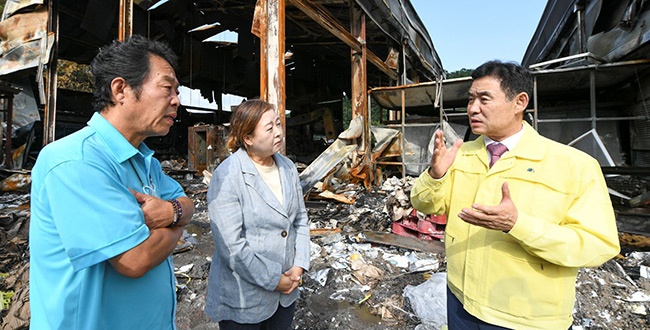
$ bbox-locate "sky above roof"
[184,0,548,108]
[411,0,547,72]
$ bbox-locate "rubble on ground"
[1,171,650,329]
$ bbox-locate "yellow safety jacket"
[410,122,620,330]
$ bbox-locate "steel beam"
[288,0,398,81]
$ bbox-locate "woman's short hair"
[226,99,275,153]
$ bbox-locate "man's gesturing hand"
[458,182,518,232]
[428,129,463,179]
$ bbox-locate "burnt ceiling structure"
[522,0,650,67]
[368,0,650,177]
[0,0,444,169]
[55,0,442,111]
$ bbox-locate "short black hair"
[90,35,178,112]
[471,60,533,101]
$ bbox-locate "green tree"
[445,68,473,79]
[57,60,93,93]
[342,97,382,129]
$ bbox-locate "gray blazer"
[205,148,310,324]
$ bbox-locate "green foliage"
[343,98,351,127]
[370,103,383,125]
[445,68,473,79]
[342,97,383,129]
[57,60,93,93]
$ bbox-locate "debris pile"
[170,173,650,330]
[1,171,650,329]
[0,188,30,330]
[172,174,650,330]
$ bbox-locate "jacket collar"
[235,148,290,218]
[508,121,547,161]
[462,121,547,165]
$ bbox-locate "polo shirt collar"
[87,112,154,163]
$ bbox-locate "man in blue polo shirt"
[29,35,195,329]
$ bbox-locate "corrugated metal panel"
[1,0,43,20]
[0,7,53,75]
[355,0,443,80]
[369,76,475,111]
[632,101,650,149]
[522,0,576,66]
[523,0,650,67]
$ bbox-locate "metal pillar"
[350,4,371,186]
[590,70,597,130]
[119,0,133,41]
[43,0,59,145]
[260,0,287,154]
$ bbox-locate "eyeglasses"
[142,181,157,197]
[129,159,158,197]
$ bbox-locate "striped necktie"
[487,143,508,168]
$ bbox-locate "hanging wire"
[635,68,650,120]
[435,76,446,127]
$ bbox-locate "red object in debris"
[428,214,447,225]
[417,219,436,234]
[418,233,436,241]
[400,217,419,231]
[392,211,446,241]
[391,222,419,238]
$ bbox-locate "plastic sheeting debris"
[403,272,447,330]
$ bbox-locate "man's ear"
[110,77,128,105]
[514,92,529,115]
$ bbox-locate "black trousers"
[447,287,572,330]
[447,286,512,330]
[218,302,296,330]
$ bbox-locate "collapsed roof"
[522,0,650,68]
[48,0,443,109]
[0,0,445,169]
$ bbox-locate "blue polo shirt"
[29,113,185,329]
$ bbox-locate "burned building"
[0,0,443,176]
[366,0,650,243]
[370,0,650,175]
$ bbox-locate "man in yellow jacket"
[410,60,620,330]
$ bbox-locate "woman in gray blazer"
[205,99,310,329]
